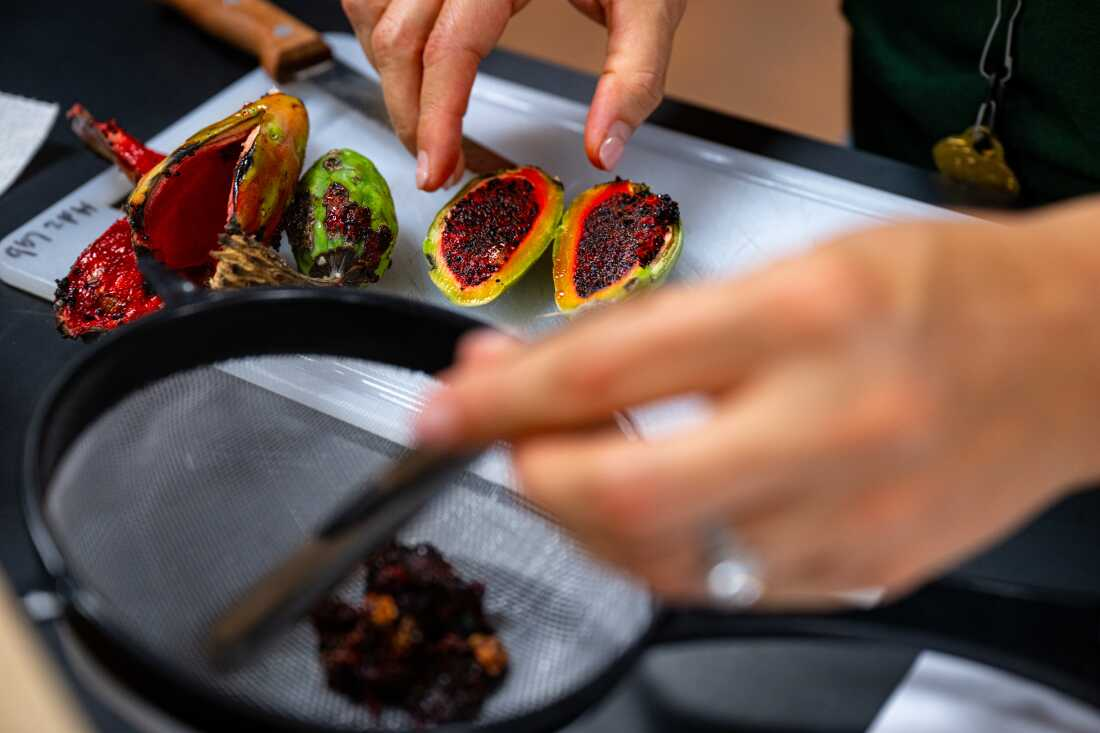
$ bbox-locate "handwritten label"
[3,201,100,260]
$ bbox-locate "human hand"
[341,0,685,190]
[415,202,1100,606]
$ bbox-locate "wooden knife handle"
[161,0,331,82]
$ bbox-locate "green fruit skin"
[286,148,398,283]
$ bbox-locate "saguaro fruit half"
[553,179,682,312]
[424,166,563,306]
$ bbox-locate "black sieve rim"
[23,287,657,733]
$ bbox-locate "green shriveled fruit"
[423,166,564,306]
[284,148,398,284]
[553,179,682,312]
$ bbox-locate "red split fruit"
[55,108,166,339]
[553,179,682,312]
[54,219,164,339]
[54,93,310,339]
[423,166,564,306]
[128,92,309,271]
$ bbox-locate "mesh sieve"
[43,355,653,732]
[27,289,1100,729]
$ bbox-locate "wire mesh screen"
[43,356,653,731]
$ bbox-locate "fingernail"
[445,160,464,189]
[415,389,460,446]
[598,120,632,170]
[416,150,430,189]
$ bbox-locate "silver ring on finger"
[704,525,764,608]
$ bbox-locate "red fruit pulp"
[573,189,679,298]
[440,177,541,287]
[135,139,245,269]
[54,218,163,338]
[97,121,165,180]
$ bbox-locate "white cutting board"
[0,33,961,478]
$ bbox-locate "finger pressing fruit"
[284,148,397,284]
[423,166,564,306]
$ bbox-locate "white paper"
[869,652,1100,733]
[0,91,58,198]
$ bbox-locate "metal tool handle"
[136,249,202,308]
[161,0,331,82]
[656,577,1100,709]
[205,446,476,671]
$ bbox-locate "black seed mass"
[441,177,540,287]
[311,542,507,724]
[573,190,678,297]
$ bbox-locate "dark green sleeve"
[843,0,1100,206]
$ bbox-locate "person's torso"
[843,0,1100,205]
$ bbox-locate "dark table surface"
[3,2,1099,732]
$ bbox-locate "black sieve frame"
[23,287,659,733]
[23,287,1100,732]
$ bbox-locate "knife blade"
[161,0,515,175]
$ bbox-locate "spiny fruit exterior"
[284,148,397,284]
[553,179,682,312]
[423,166,563,306]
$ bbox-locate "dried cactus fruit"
[423,165,563,306]
[284,148,397,284]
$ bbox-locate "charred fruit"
[55,109,164,339]
[54,218,163,339]
[67,104,165,183]
[424,165,563,306]
[128,92,309,271]
[284,148,397,284]
[552,179,682,312]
